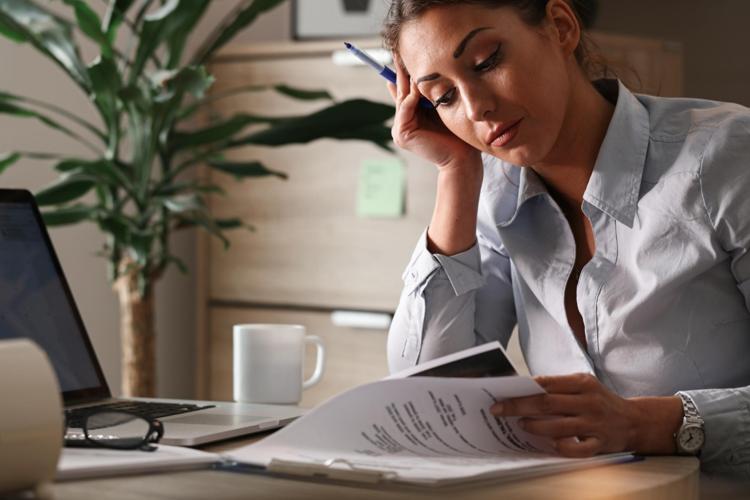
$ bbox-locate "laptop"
[0,189,304,446]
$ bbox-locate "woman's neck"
[532,75,615,211]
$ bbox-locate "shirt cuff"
[680,388,750,473]
[402,228,485,296]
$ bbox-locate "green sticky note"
[357,159,406,218]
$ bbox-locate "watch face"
[678,425,705,453]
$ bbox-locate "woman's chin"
[487,146,536,167]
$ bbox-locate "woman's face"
[397,1,579,167]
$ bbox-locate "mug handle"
[302,335,326,389]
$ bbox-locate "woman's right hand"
[387,56,480,170]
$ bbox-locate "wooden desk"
[49,434,702,500]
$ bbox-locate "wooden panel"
[590,31,683,96]
[208,306,390,408]
[206,46,436,311]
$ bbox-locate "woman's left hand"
[490,373,683,457]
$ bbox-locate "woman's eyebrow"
[453,27,491,58]
[416,26,492,84]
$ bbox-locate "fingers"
[534,373,600,394]
[491,393,585,417]
[520,416,588,438]
[555,436,602,458]
[393,54,409,102]
[387,82,397,102]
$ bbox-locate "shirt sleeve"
[387,224,517,373]
[684,110,750,475]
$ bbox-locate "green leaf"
[0,152,21,174]
[171,113,281,151]
[41,204,95,226]
[129,0,211,81]
[150,66,214,103]
[175,84,267,121]
[35,175,96,206]
[273,84,332,101]
[102,0,136,42]
[176,211,229,248]
[164,254,188,274]
[0,0,90,89]
[54,158,131,190]
[163,0,210,68]
[194,0,286,64]
[0,14,26,42]
[208,160,287,180]
[129,0,180,82]
[215,218,245,230]
[0,100,91,145]
[324,123,395,151]
[153,181,225,197]
[128,231,153,266]
[98,214,133,244]
[229,99,395,148]
[63,0,112,57]
[88,56,122,150]
[162,193,204,213]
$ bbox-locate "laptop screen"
[0,190,109,402]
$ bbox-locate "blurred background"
[0,0,747,400]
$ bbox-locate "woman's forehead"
[397,5,525,72]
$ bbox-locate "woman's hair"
[382,0,611,81]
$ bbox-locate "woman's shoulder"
[636,92,750,145]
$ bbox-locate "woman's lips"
[488,118,522,148]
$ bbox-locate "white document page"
[226,376,630,485]
[56,444,218,481]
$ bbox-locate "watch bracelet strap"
[675,392,705,456]
[678,392,703,424]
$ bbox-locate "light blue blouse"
[387,79,750,474]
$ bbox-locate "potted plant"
[0,0,394,396]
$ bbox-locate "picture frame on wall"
[292,0,391,40]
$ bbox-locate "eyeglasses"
[64,410,164,452]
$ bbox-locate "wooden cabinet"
[196,36,682,405]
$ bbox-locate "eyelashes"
[434,44,503,108]
[474,44,502,72]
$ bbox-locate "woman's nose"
[462,84,493,122]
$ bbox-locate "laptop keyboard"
[65,401,216,427]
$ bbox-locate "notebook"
[0,189,303,446]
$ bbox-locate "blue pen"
[344,42,434,109]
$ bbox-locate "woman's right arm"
[385,60,516,372]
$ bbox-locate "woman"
[383,0,750,475]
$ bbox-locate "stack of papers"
[57,342,634,487]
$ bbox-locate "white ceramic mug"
[233,324,325,404]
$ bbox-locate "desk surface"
[48,434,706,500]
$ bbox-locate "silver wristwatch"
[674,393,705,456]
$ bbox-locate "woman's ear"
[545,0,581,57]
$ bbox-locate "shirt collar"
[487,79,650,229]
[582,79,650,228]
